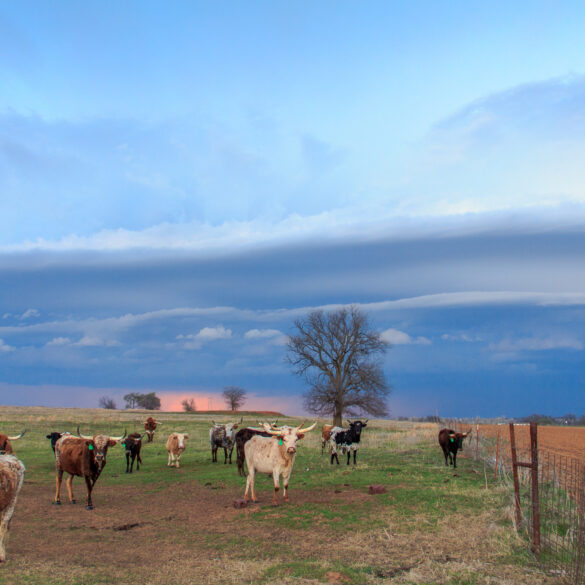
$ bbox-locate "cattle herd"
[0,416,471,562]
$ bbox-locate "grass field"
[0,406,562,585]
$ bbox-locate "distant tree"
[99,396,117,410]
[137,392,161,410]
[181,398,197,412]
[222,386,247,411]
[287,306,390,426]
[123,392,161,410]
[124,392,141,409]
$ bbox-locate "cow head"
[76,427,126,470]
[0,430,26,455]
[174,433,189,449]
[449,431,469,450]
[347,419,368,438]
[122,433,142,453]
[262,421,317,454]
[46,431,69,453]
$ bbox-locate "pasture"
[0,406,560,585]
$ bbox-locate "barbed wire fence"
[445,419,585,584]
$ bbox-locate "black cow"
[329,420,368,465]
[46,432,70,453]
[122,433,143,473]
[235,427,272,476]
[438,428,470,468]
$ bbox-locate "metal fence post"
[509,423,523,529]
[529,422,541,553]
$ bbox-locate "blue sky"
[1,2,584,417]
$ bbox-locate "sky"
[1,1,585,418]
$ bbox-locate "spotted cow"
[0,454,25,562]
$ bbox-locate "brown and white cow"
[0,431,26,455]
[54,427,126,510]
[321,424,334,455]
[144,417,160,443]
[0,454,25,562]
[243,421,316,506]
[166,433,189,468]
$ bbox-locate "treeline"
[397,414,585,426]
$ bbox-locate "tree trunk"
[333,407,343,427]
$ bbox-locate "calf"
[321,424,334,455]
[209,419,241,464]
[166,433,189,468]
[243,422,316,505]
[122,433,143,473]
[54,427,126,510]
[0,431,26,455]
[329,420,368,465]
[438,428,470,469]
[0,454,25,562]
[235,427,271,477]
[144,417,160,443]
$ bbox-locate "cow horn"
[110,430,127,442]
[449,433,456,438]
[261,423,282,436]
[76,426,93,440]
[239,417,243,424]
[296,419,307,430]
[298,421,317,434]
[7,430,26,441]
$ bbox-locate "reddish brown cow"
[54,427,125,510]
[0,431,26,455]
[144,417,159,442]
[438,428,471,469]
[0,454,25,562]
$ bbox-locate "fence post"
[494,429,501,480]
[575,464,585,583]
[509,423,523,529]
[475,424,479,459]
[530,422,541,553]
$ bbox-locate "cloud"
[380,328,431,346]
[0,338,15,352]
[244,328,288,346]
[46,337,71,346]
[3,308,40,320]
[177,325,232,349]
[441,333,482,343]
[489,335,584,353]
[75,336,121,347]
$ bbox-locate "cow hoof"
[86,505,94,510]
[71,500,76,504]
[53,500,61,505]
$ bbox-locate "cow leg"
[353,450,357,465]
[54,469,64,504]
[0,500,16,562]
[211,446,217,462]
[272,472,280,506]
[244,466,257,503]
[167,452,173,467]
[175,454,181,468]
[223,447,228,464]
[452,452,457,468]
[65,474,76,503]
[136,452,141,471]
[228,446,234,464]
[126,452,131,473]
[347,450,351,465]
[331,451,339,465]
[85,476,94,510]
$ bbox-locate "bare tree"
[181,398,197,412]
[222,386,247,411]
[99,396,117,410]
[287,306,390,426]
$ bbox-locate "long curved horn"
[76,426,93,440]
[298,422,317,433]
[7,430,26,441]
[110,430,127,442]
[296,420,307,430]
[261,423,282,436]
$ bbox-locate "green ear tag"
[88,444,94,450]
[279,439,283,446]
[450,438,454,443]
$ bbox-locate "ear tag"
[279,439,283,446]
[450,438,454,443]
[88,444,94,450]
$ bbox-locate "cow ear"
[233,424,239,429]
[297,433,305,440]
[108,439,117,447]
[46,434,52,439]
[184,434,189,439]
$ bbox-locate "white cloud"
[46,337,71,346]
[75,336,121,347]
[3,309,40,320]
[0,338,15,352]
[244,328,288,346]
[441,333,482,342]
[489,336,584,352]
[380,328,431,346]
[178,325,232,349]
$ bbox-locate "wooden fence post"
[494,429,501,480]
[530,422,541,553]
[509,423,523,529]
